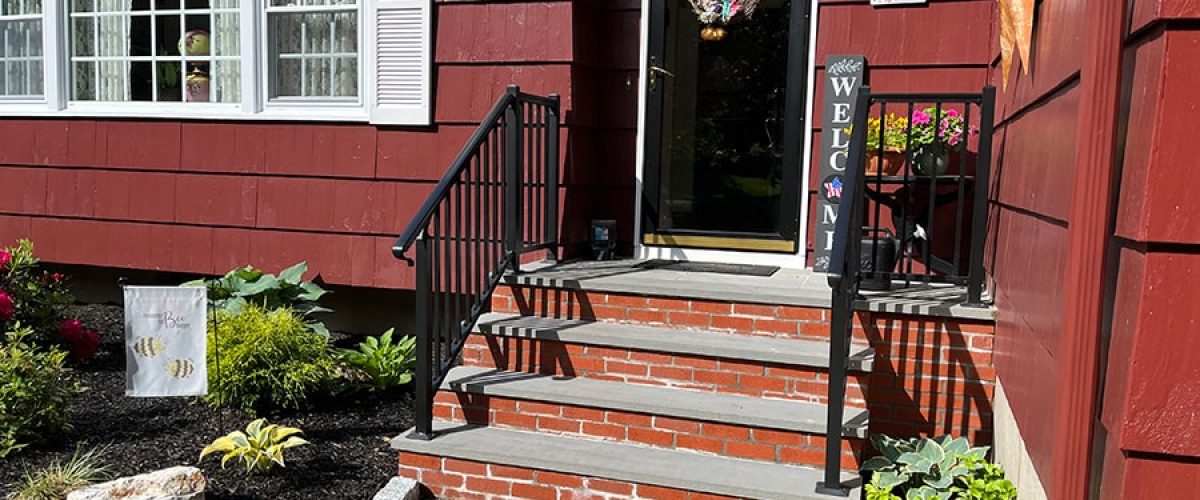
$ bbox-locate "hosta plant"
[862,435,1016,500]
[183,261,332,337]
[200,419,309,474]
[337,328,416,391]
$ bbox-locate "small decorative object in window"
[591,220,616,261]
[179,30,211,57]
[689,0,759,41]
[186,68,211,103]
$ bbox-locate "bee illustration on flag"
[165,358,196,379]
[132,336,166,357]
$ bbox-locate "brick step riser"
[400,452,741,500]
[432,391,863,470]
[463,334,869,406]
[492,285,873,344]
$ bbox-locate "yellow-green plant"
[6,445,110,500]
[337,329,416,391]
[200,419,309,474]
[0,325,84,458]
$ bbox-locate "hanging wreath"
[689,0,760,41]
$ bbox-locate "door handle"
[648,56,674,91]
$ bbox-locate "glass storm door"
[642,0,810,253]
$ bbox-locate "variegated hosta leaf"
[271,426,304,442]
[200,436,239,458]
[861,456,894,472]
[281,436,310,449]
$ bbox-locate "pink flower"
[0,290,12,322]
[0,249,10,271]
[946,109,960,119]
[911,109,931,126]
[69,328,100,361]
[58,319,85,339]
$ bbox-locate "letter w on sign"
[124,286,208,397]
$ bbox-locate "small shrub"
[337,329,415,391]
[0,240,77,346]
[6,445,110,500]
[862,434,1017,500]
[0,325,84,458]
[183,261,332,337]
[206,306,336,414]
[200,419,309,474]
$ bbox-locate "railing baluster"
[504,86,523,272]
[410,231,433,441]
[546,95,560,259]
[968,87,996,305]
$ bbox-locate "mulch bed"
[0,303,414,499]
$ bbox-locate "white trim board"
[633,0,820,270]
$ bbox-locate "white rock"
[67,466,206,500]
[373,476,420,500]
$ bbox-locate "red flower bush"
[58,319,100,361]
[0,240,75,345]
[0,249,11,272]
[0,289,12,322]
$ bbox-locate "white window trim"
[0,0,373,122]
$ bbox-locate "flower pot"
[700,25,727,41]
[866,149,905,176]
[912,148,950,176]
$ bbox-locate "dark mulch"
[0,304,414,499]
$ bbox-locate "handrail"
[394,84,561,440]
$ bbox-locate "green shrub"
[336,329,416,391]
[183,262,332,337]
[200,418,309,474]
[863,435,1017,500]
[6,445,110,500]
[0,240,77,345]
[206,306,336,414]
[0,325,84,458]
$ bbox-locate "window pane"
[0,15,43,97]
[269,10,357,98]
[72,17,94,56]
[211,58,238,102]
[73,61,95,99]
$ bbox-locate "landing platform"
[508,259,994,321]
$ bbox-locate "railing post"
[545,94,561,261]
[504,85,523,273]
[409,232,434,441]
[967,86,996,306]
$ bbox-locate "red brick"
[582,422,627,440]
[518,400,563,416]
[443,458,488,476]
[562,405,607,422]
[693,370,738,386]
[739,374,787,392]
[718,360,765,375]
[647,297,689,311]
[494,411,537,429]
[606,360,649,376]
[587,346,630,359]
[422,471,464,489]
[710,315,754,331]
[778,306,825,321]
[512,482,558,500]
[691,493,740,500]
[701,423,751,441]
[466,476,513,495]
[677,434,724,454]
[727,440,777,460]
[538,471,585,488]
[490,464,536,480]
[637,484,690,500]
[650,365,694,381]
[539,416,582,433]
[628,309,668,323]
[667,311,710,327]
[690,300,733,314]
[673,356,720,369]
[733,304,778,318]
[629,427,675,447]
[755,319,800,335]
[752,428,807,447]
[780,446,825,465]
[399,452,441,469]
[606,411,653,427]
[441,489,487,500]
[606,294,649,307]
[654,416,701,433]
[587,304,628,320]
[630,351,675,365]
[587,478,634,495]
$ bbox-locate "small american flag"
[825,177,844,198]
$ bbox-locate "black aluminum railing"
[392,85,560,440]
[818,86,996,495]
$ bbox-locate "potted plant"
[909,107,971,176]
[859,113,909,176]
[689,0,760,41]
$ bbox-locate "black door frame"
[640,0,813,253]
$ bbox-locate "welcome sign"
[813,55,866,272]
[124,286,208,397]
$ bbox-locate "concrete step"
[442,366,869,439]
[474,313,875,372]
[392,421,863,500]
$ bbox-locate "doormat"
[635,260,780,277]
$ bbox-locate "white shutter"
[368,0,432,125]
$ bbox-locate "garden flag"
[124,286,208,397]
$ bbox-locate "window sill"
[0,101,371,123]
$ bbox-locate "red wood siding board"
[1119,251,1200,457]
[256,177,416,235]
[433,65,573,124]
[377,126,495,182]
[265,124,377,178]
[564,128,635,187]
[810,67,989,127]
[43,169,96,218]
[570,67,639,129]
[179,123,242,173]
[0,120,36,164]
[815,2,993,67]
[1118,457,1200,500]
[104,121,182,171]
[174,174,258,227]
[1132,0,1200,35]
[210,227,255,276]
[65,120,108,167]
[990,208,1067,357]
[435,2,573,63]
[993,0,1086,123]
[0,167,48,213]
[1117,31,1200,244]
[0,215,31,244]
[32,121,70,166]
[991,84,1079,222]
[1100,245,1143,442]
[150,224,214,274]
[573,5,640,70]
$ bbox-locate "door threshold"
[636,244,808,269]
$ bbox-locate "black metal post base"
[407,430,435,441]
[815,482,850,497]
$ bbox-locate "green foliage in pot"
[863,434,1017,500]
[337,328,416,391]
[0,325,84,458]
[200,418,309,474]
[184,261,332,337]
[206,306,337,414]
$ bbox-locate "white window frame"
[0,0,373,122]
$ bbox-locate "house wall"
[0,0,641,291]
[1095,1,1200,498]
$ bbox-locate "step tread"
[444,366,869,438]
[392,421,862,500]
[475,312,875,372]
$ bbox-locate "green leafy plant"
[6,445,110,500]
[0,240,77,346]
[184,261,332,337]
[337,329,416,391]
[200,419,309,474]
[862,435,1016,500]
[0,325,84,458]
[206,306,337,414]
